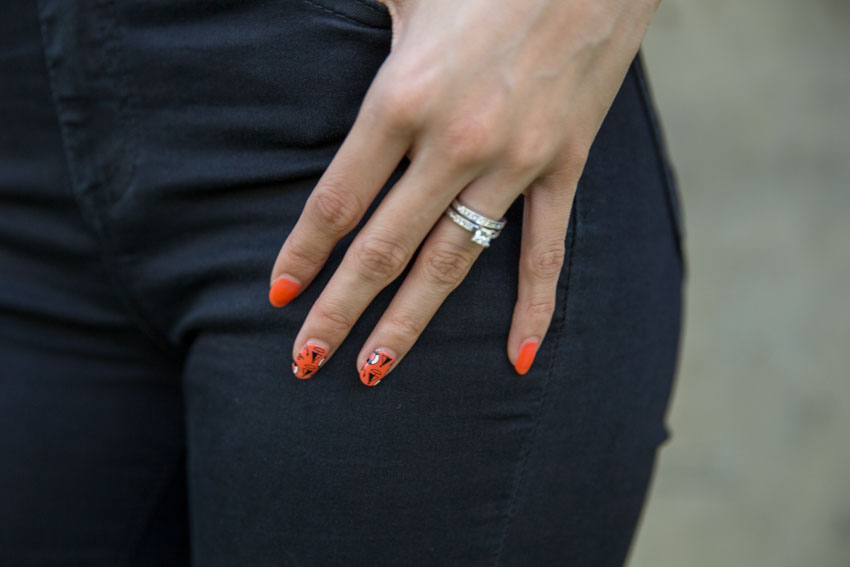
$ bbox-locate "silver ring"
[450,199,506,230]
[445,208,503,248]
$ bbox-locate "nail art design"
[292,342,328,379]
[359,348,394,386]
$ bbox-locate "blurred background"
[627,0,850,565]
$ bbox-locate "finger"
[268,94,413,307]
[507,173,575,375]
[289,153,483,379]
[355,168,525,385]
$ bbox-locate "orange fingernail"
[514,338,539,375]
[359,348,395,386]
[292,341,329,379]
[269,275,300,307]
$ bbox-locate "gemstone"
[472,229,491,247]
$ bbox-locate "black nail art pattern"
[359,349,394,386]
[292,343,328,379]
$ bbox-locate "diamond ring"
[444,199,506,248]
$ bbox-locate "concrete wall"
[628,1,850,565]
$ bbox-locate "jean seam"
[491,202,578,566]
[35,1,182,361]
[299,0,390,29]
[97,2,189,359]
[631,49,687,276]
[98,0,141,208]
[351,0,388,16]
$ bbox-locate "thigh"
[496,51,685,566]
[87,1,684,564]
[0,2,187,564]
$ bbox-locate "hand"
[269,0,660,385]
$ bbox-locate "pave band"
[449,199,507,230]
[444,201,506,248]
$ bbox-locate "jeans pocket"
[300,0,392,29]
[632,48,687,273]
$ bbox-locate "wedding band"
[444,207,504,248]
[450,198,506,230]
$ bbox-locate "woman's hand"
[269,0,660,384]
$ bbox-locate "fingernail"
[292,340,329,380]
[359,348,396,387]
[514,338,539,375]
[269,275,300,308]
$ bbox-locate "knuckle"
[376,94,417,132]
[371,81,429,132]
[309,182,362,234]
[558,139,591,178]
[354,234,409,282]
[525,242,566,280]
[286,238,327,270]
[439,114,496,166]
[423,242,474,288]
[506,132,556,174]
[386,310,425,342]
[313,304,355,333]
[523,299,557,319]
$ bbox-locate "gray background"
[627,1,850,565]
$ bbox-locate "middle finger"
[290,152,482,377]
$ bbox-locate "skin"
[270,0,661,383]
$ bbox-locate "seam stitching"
[351,0,387,16]
[299,0,389,29]
[95,0,183,360]
[98,0,140,207]
[631,51,686,275]
[491,203,578,566]
[34,1,182,361]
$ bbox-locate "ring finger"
[354,168,532,385]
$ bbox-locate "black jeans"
[0,1,686,565]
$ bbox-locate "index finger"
[268,92,413,307]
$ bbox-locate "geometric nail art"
[292,342,328,380]
[359,348,394,386]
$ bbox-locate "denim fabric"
[0,1,685,565]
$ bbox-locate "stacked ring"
[444,198,507,248]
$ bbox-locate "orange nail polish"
[359,348,395,386]
[292,342,328,379]
[514,339,539,375]
[269,276,300,307]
